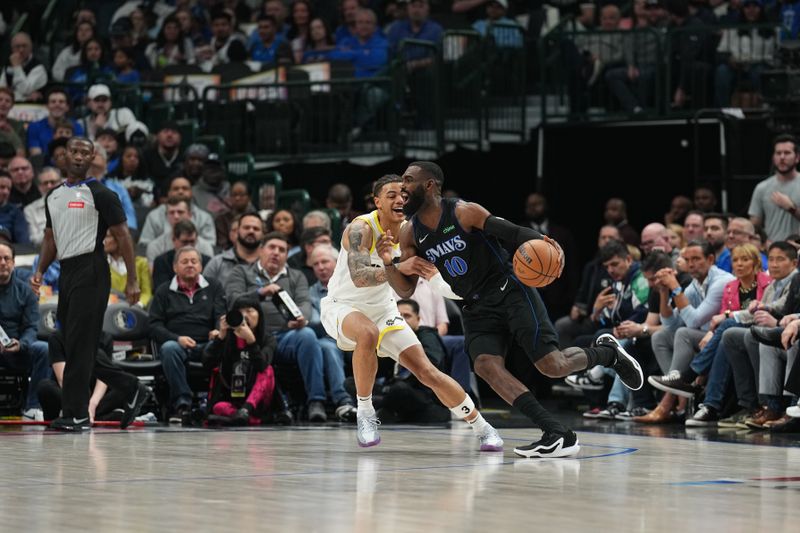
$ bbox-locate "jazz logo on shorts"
[385,316,403,327]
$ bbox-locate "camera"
[226,309,244,328]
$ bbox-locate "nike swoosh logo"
[419,234,429,243]
[500,279,508,291]
[126,388,140,409]
[72,418,89,424]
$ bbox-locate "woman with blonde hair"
[666,224,685,250]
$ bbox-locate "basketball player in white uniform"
[321,175,503,449]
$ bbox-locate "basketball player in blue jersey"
[320,175,503,450]
[378,162,643,458]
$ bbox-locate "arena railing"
[441,30,487,148]
[484,21,528,140]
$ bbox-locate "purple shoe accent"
[480,443,503,452]
[358,436,381,448]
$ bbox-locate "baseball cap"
[205,152,223,166]
[185,143,210,158]
[88,84,111,100]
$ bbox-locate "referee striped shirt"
[45,178,127,261]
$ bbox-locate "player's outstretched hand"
[542,235,565,278]
[397,257,437,278]
[377,230,395,266]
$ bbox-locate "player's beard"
[402,187,425,217]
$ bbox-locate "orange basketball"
[513,239,562,288]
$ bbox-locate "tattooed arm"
[345,219,387,287]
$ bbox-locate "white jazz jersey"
[325,211,404,307]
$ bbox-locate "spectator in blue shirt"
[387,0,443,58]
[302,17,337,63]
[250,14,294,65]
[112,47,142,84]
[90,144,138,232]
[331,9,389,78]
[26,87,85,158]
[335,0,360,43]
[780,0,800,39]
[0,172,29,244]
[64,38,115,105]
[472,0,524,48]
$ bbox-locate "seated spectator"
[78,84,137,141]
[386,299,451,423]
[258,0,291,39]
[112,145,154,209]
[105,229,152,307]
[226,232,329,422]
[714,0,775,107]
[326,183,362,227]
[694,185,718,212]
[266,208,302,257]
[288,226,333,286]
[152,219,213,290]
[140,175,216,247]
[143,122,183,194]
[38,330,147,426]
[149,246,226,422]
[683,210,705,242]
[0,242,50,420]
[748,135,800,242]
[288,0,313,64]
[7,156,39,207]
[26,87,85,158]
[302,17,337,63]
[95,128,121,175]
[0,88,26,156]
[65,38,115,104]
[198,9,248,72]
[555,226,619,347]
[52,20,96,82]
[89,145,137,232]
[147,201,215,265]
[665,195,693,226]
[605,0,669,114]
[250,14,293,65]
[205,212,264,287]
[641,222,679,263]
[667,223,685,250]
[604,197,640,246]
[24,167,62,247]
[0,32,47,102]
[717,217,768,272]
[472,0,524,48]
[387,0,443,57]
[306,243,357,421]
[180,143,209,185]
[258,183,277,221]
[302,209,332,232]
[641,240,734,422]
[215,181,256,250]
[0,173,29,244]
[112,47,142,84]
[192,154,231,216]
[145,14,196,69]
[203,294,278,426]
[335,0,359,42]
[47,138,69,176]
[703,212,729,266]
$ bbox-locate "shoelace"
[358,416,380,433]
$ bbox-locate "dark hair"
[300,226,331,246]
[70,20,96,53]
[231,293,268,351]
[598,240,630,263]
[231,179,250,194]
[373,174,402,197]
[46,86,69,103]
[774,133,799,155]
[409,161,444,189]
[309,17,335,47]
[156,14,187,51]
[265,209,300,245]
[754,224,768,245]
[237,211,264,229]
[80,37,107,66]
[173,219,198,239]
[166,196,191,212]
[210,8,233,23]
[112,145,146,180]
[262,230,290,245]
[685,239,716,258]
[47,136,69,158]
[257,14,279,25]
[0,241,15,259]
[641,250,673,273]
[288,0,313,40]
[768,241,798,260]
[397,298,420,315]
[703,212,728,228]
[167,174,191,191]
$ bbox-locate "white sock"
[467,412,490,433]
[357,395,375,417]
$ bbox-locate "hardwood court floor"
[0,421,798,532]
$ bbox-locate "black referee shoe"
[596,333,644,390]
[120,383,150,430]
[514,430,580,458]
[50,416,91,432]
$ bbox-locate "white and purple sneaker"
[357,414,381,447]
[478,426,504,452]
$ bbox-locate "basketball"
[513,239,562,288]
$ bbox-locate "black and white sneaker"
[120,383,150,430]
[50,416,91,432]
[564,371,605,391]
[596,402,626,420]
[514,430,580,458]
[685,404,719,427]
[595,334,643,390]
[648,370,701,398]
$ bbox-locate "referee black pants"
[58,254,112,419]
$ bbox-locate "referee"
[32,137,140,431]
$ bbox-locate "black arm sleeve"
[483,215,543,248]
